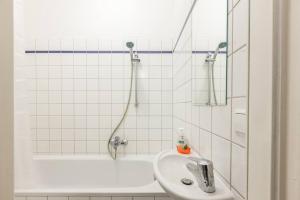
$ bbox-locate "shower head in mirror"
[212,42,227,60]
[126,42,134,49]
[218,42,227,49]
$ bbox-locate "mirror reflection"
[191,0,228,106]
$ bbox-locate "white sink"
[153,150,234,200]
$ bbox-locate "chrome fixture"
[186,157,215,193]
[181,178,194,185]
[107,41,140,160]
[127,42,140,107]
[109,136,128,158]
[205,42,227,62]
[205,42,227,105]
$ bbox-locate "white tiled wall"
[21,0,249,198]
[172,0,249,199]
[26,39,173,155]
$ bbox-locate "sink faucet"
[186,157,216,193]
[109,136,128,159]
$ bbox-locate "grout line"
[60,39,63,155]
[173,79,193,91]
[97,39,101,154]
[229,44,247,57]
[246,0,250,197]
[110,40,113,155]
[210,96,213,160]
[190,16,194,151]
[232,0,242,10]
[229,14,234,187]
[171,39,174,149]
[214,168,231,185]
[190,34,193,149]
[134,39,137,155]
[72,39,76,154]
[120,39,125,155]
[26,64,173,68]
[160,40,163,151]
[85,39,88,154]
[147,39,150,154]
[34,39,38,154]
[29,89,173,92]
[47,40,50,153]
[31,114,174,117]
[231,185,246,199]
[29,77,174,80]
[32,139,174,142]
[229,99,233,188]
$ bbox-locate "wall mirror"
[191,0,228,106]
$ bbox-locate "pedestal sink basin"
[153,150,234,200]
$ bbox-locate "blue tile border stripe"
[192,51,226,54]
[25,50,226,54]
[25,50,173,54]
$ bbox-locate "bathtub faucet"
[109,136,128,158]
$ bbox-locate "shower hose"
[107,56,135,160]
[211,60,218,105]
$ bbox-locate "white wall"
[0,0,14,199]
[279,0,300,199]
[248,0,274,199]
[14,0,36,189]
[24,0,191,43]
[172,0,249,199]
[192,0,227,51]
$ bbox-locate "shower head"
[212,42,227,60]
[126,42,134,49]
[126,41,140,62]
[218,42,227,49]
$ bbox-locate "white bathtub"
[15,155,167,197]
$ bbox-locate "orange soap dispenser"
[176,128,191,154]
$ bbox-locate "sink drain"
[181,178,193,185]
